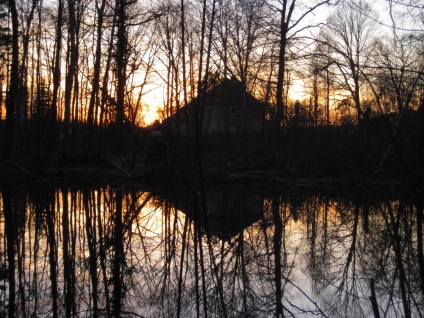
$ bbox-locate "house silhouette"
[162,77,266,135]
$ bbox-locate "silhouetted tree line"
[0,0,422,182]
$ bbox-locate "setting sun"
[141,89,164,125]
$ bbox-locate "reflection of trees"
[0,185,156,317]
[2,190,18,317]
[0,186,423,317]
[298,193,424,318]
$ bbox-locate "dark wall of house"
[165,78,266,136]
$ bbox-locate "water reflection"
[0,184,423,317]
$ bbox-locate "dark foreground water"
[0,183,423,317]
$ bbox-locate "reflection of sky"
[0,187,421,317]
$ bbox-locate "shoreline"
[0,158,421,195]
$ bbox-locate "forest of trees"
[0,0,423,178]
[0,1,423,316]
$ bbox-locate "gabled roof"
[151,77,265,132]
[198,77,265,108]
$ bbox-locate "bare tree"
[267,0,332,172]
[305,39,336,127]
[322,0,379,125]
[213,0,269,137]
[373,35,422,115]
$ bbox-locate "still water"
[0,183,422,317]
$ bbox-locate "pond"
[0,182,422,317]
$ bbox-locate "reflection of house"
[200,188,263,240]
[163,78,266,135]
[162,187,264,241]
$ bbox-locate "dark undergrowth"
[0,118,423,191]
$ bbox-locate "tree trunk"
[3,0,20,159]
[114,0,127,153]
[19,0,38,127]
[276,15,287,131]
[63,0,77,157]
[275,0,295,170]
[326,66,330,127]
[180,0,188,137]
[100,11,117,127]
[115,0,126,127]
[418,96,424,169]
[87,0,107,126]
[49,0,64,156]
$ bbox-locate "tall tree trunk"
[275,0,294,170]
[193,0,208,165]
[417,97,424,296]
[313,74,318,127]
[326,66,330,127]
[276,8,288,130]
[63,0,77,157]
[100,11,117,127]
[220,6,229,139]
[353,71,362,125]
[19,0,38,127]
[114,0,127,158]
[3,0,20,159]
[241,17,253,140]
[418,96,424,170]
[87,0,107,126]
[49,0,64,156]
[194,0,216,166]
[115,0,127,143]
[180,0,188,137]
